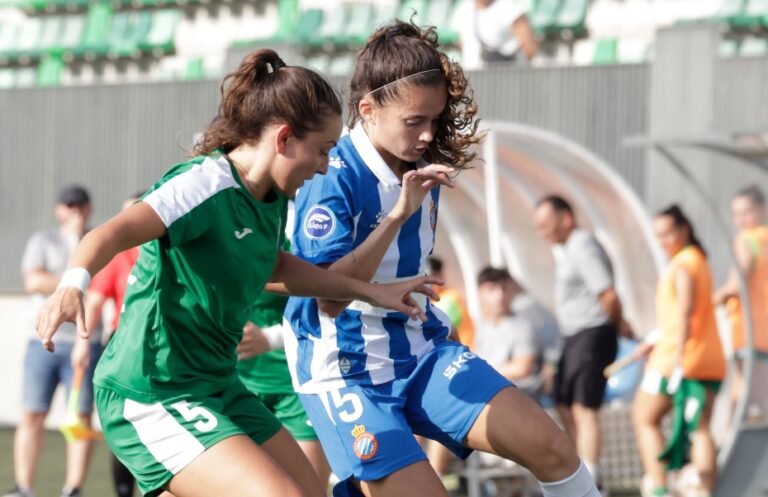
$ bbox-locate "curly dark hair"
[347,19,482,170]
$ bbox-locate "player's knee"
[530,427,579,479]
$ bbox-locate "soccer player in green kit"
[35,49,441,497]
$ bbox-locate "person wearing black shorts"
[534,195,627,487]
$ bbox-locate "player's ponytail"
[657,204,707,257]
[195,49,341,155]
[348,19,481,169]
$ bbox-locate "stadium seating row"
[0,5,179,63]
[715,0,768,29]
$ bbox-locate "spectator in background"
[82,192,142,497]
[713,185,768,418]
[5,185,102,497]
[453,0,538,70]
[533,194,624,487]
[473,267,543,398]
[634,205,725,497]
[427,256,474,348]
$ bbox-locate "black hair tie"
[272,58,287,70]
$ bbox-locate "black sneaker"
[60,488,81,497]
[2,486,35,497]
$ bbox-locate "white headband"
[364,68,443,97]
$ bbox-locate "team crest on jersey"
[429,199,437,231]
[339,357,352,374]
[351,424,378,460]
[304,205,336,240]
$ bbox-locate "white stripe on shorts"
[123,399,205,475]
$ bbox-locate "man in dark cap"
[5,185,102,497]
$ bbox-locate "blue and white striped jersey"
[284,124,451,393]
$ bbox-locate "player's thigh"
[403,341,510,457]
[258,428,326,497]
[633,371,672,426]
[299,385,426,483]
[464,385,578,482]
[359,460,448,497]
[167,434,306,497]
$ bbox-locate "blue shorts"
[22,339,103,414]
[299,340,511,482]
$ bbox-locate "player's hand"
[364,276,443,321]
[71,337,91,369]
[389,165,455,222]
[237,321,270,361]
[35,287,88,352]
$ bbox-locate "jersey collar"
[349,123,401,188]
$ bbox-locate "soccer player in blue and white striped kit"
[285,20,600,497]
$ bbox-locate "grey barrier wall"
[0,35,766,291]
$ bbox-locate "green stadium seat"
[592,37,617,64]
[52,0,89,13]
[15,66,37,86]
[295,8,323,43]
[15,17,44,61]
[743,0,768,25]
[0,23,18,61]
[555,0,589,35]
[138,10,179,55]
[0,68,14,88]
[79,3,113,57]
[38,17,63,54]
[530,0,562,33]
[106,11,137,57]
[58,15,85,54]
[308,5,348,46]
[739,36,768,55]
[719,38,740,57]
[182,56,205,80]
[37,52,64,85]
[337,2,374,45]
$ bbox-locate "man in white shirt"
[453,0,538,70]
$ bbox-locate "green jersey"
[94,154,288,401]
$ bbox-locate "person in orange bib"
[713,185,768,419]
[633,205,725,497]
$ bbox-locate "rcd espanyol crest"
[304,205,336,240]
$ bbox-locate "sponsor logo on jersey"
[234,228,253,240]
[304,205,336,240]
[329,156,346,169]
[443,351,477,380]
[339,356,352,374]
[369,209,388,230]
[351,424,378,460]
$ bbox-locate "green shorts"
[640,370,721,396]
[256,391,318,441]
[95,380,282,497]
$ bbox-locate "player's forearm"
[599,289,623,326]
[317,215,406,314]
[23,270,60,294]
[268,252,370,303]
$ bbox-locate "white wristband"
[262,324,285,351]
[57,267,91,293]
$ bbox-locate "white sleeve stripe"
[143,157,238,228]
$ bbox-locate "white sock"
[539,460,601,497]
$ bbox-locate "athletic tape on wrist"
[58,267,91,293]
[262,324,285,351]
